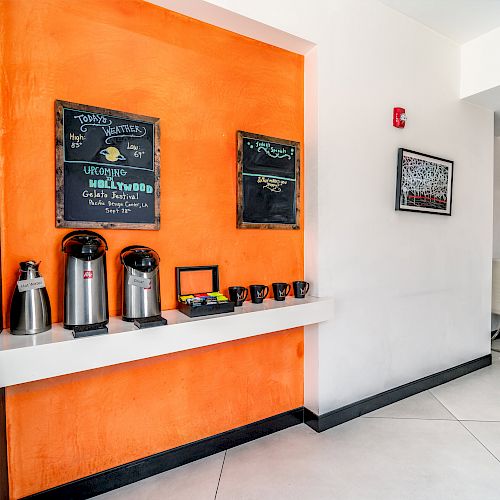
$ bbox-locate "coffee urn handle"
[62,230,108,250]
[120,245,150,265]
[119,245,160,265]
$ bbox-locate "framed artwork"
[395,148,454,216]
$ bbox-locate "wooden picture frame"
[55,100,160,230]
[395,148,454,216]
[237,131,300,230]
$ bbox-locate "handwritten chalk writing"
[257,176,288,193]
[88,179,153,193]
[74,113,112,132]
[127,143,145,157]
[60,103,158,226]
[122,201,149,208]
[103,124,147,144]
[83,166,127,178]
[106,207,132,214]
[69,133,85,142]
[83,189,108,198]
[74,113,110,125]
[103,124,144,136]
[69,132,85,149]
[112,192,139,200]
[239,132,298,227]
[255,141,292,160]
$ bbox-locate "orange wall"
[0,0,304,497]
[0,0,304,322]
[6,330,304,498]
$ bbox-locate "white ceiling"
[379,0,500,43]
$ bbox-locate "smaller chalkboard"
[237,131,300,229]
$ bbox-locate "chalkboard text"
[56,100,160,229]
[237,131,300,229]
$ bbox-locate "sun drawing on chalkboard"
[100,146,126,162]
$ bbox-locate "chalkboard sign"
[55,100,160,230]
[237,131,300,229]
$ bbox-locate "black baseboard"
[304,354,492,432]
[22,407,303,500]
[0,388,8,500]
[21,353,492,500]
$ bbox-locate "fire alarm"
[393,107,407,128]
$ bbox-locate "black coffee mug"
[228,286,248,307]
[272,282,291,301]
[293,281,310,298]
[250,284,269,304]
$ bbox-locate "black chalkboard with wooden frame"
[55,100,160,230]
[237,131,300,229]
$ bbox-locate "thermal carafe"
[62,230,109,330]
[10,261,52,335]
[121,246,161,321]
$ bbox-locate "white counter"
[0,296,333,387]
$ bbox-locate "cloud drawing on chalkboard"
[99,146,126,162]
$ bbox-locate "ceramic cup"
[249,284,269,304]
[228,286,248,307]
[292,281,310,298]
[272,282,291,301]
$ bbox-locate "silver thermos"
[120,245,161,321]
[62,230,109,330]
[10,261,52,335]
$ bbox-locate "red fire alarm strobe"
[393,107,407,128]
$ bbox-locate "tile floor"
[97,349,500,500]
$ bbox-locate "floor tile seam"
[428,390,459,420]
[459,419,500,423]
[457,420,500,466]
[361,416,457,421]
[214,450,227,500]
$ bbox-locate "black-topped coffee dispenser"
[62,230,109,335]
[120,245,162,322]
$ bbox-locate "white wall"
[494,137,500,258]
[461,26,500,99]
[492,137,500,330]
[461,27,500,116]
[151,0,494,415]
